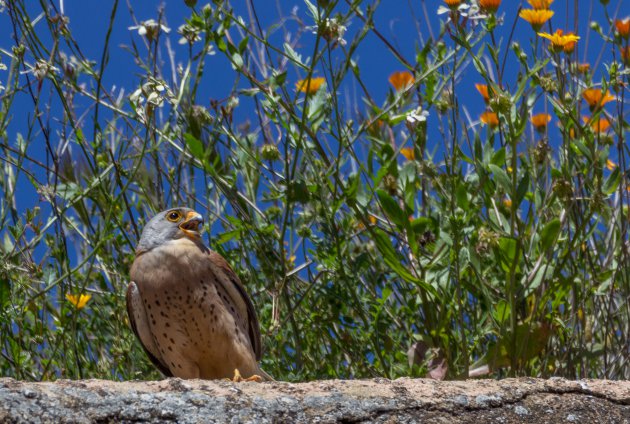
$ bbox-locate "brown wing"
[208,251,263,360]
[126,281,173,377]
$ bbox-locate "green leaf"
[238,36,249,54]
[283,43,304,67]
[344,173,360,202]
[0,277,9,306]
[371,229,436,296]
[456,184,469,209]
[499,237,517,262]
[603,167,621,195]
[515,172,530,206]
[491,147,506,166]
[410,217,433,235]
[488,164,511,193]
[498,236,518,272]
[286,180,310,203]
[231,53,243,68]
[376,189,407,228]
[492,300,511,325]
[540,218,561,252]
[570,139,590,159]
[215,35,227,52]
[184,132,204,160]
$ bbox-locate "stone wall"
[1,377,628,423]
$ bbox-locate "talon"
[232,368,243,382]
[231,368,263,382]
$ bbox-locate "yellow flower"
[615,18,630,39]
[527,0,553,9]
[368,215,377,225]
[400,147,415,161]
[295,76,326,93]
[519,9,554,30]
[389,71,415,91]
[503,198,512,208]
[582,88,615,109]
[606,159,616,171]
[66,293,91,310]
[479,0,501,13]
[537,30,580,53]
[480,111,499,128]
[531,113,552,131]
[443,0,462,8]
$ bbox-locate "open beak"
[178,211,204,239]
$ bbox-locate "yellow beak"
[178,211,204,238]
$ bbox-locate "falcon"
[127,207,270,381]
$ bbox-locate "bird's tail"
[257,366,275,381]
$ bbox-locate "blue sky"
[0,0,627,259]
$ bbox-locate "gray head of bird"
[136,207,204,253]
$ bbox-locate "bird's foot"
[232,368,263,382]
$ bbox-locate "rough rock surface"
[0,377,629,423]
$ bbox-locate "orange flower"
[295,77,326,93]
[562,35,577,54]
[583,116,611,133]
[389,71,415,91]
[592,118,611,133]
[615,18,630,39]
[519,9,554,30]
[479,0,501,13]
[475,84,492,102]
[582,88,615,109]
[480,111,499,128]
[443,0,462,8]
[66,293,92,310]
[367,118,384,135]
[531,113,551,131]
[503,198,512,209]
[538,30,580,53]
[527,0,553,9]
[577,63,590,74]
[606,159,617,171]
[400,147,415,161]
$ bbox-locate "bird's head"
[136,207,205,253]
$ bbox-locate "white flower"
[438,3,488,20]
[129,77,175,122]
[20,59,59,81]
[178,23,201,45]
[406,107,429,126]
[128,19,170,41]
[311,17,348,48]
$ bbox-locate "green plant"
[0,0,628,381]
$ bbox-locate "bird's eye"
[166,211,182,222]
